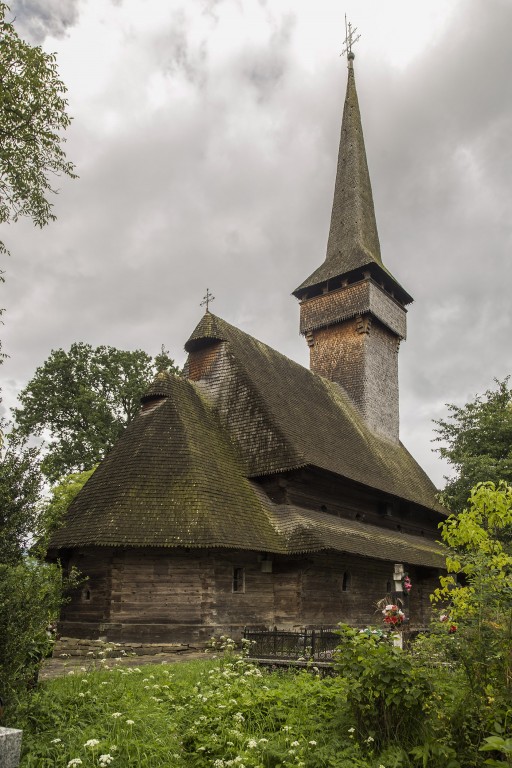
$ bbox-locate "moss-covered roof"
[49,315,444,568]
[49,374,281,551]
[270,503,445,568]
[185,313,443,515]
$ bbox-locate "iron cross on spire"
[341,14,361,65]
[200,288,215,313]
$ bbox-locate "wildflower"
[214,761,225,768]
[99,755,114,766]
[282,726,291,732]
[67,760,83,767]
[247,739,258,749]
[78,692,85,698]
[84,739,100,748]
[348,727,355,733]
[309,740,317,746]
[233,712,244,723]
[50,738,62,744]
[125,720,135,725]
[111,712,122,718]
[291,741,300,747]
[366,736,375,743]
[67,671,75,675]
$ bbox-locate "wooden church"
[48,49,445,646]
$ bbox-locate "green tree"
[13,342,180,481]
[34,466,96,556]
[434,378,512,512]
[0,1,76,255]
[0,430,43,564]
[431,481,512,703]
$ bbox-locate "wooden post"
[0,727,22,767]
[393,563,405,649]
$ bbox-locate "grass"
[7,635,509,768]
[12,649,361,768]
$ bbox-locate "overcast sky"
[2,0,512,487]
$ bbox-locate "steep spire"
[294,58,411,304]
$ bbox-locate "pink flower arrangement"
[403,575,412,593]
[382,604,405,627]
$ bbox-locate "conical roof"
[294,63,411,303]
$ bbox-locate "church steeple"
[294,44,412,444]
[294,54,410,303]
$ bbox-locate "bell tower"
[293,30,412,444]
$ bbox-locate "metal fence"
[243,627,339,662]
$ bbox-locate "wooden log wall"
[58,547,442,644]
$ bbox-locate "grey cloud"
[3,0,512,491]
[9,0,80,43]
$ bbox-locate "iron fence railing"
[243,627,339,662]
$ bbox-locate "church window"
[82,588,92,602]
[232,567,245,593]
[342,572,351,592]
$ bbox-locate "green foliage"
[14,653,352,768]
[431,482,512,702]
[0,559,78,703]
[434,379,512,512]
[334,624,430,748]
[34,466,96,556]
[13,342,181,481]
[0,430,43,564]
[0,2,76,254]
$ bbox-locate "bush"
[334,624,430,748]
[0,559,75,704]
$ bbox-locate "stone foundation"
[53,636,201,659]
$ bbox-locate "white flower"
[78,692,85,698]
[309,740,317,746]
[291,740,300,747]
[125,719,135,725]
[67,760,83,767]
[247,739,258,749]
[348,727,355,733]
[84,739,100,748]
[366,735,375,743]
[50,738,62,744]
[111,712,122,718]
[233,712,244,722]
[99,755,114,766]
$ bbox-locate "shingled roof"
[293,63,412,304]
[49,317,444,567]
[185,313,444,514]
[48,372,281,552]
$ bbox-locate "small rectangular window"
[232,567,245,593]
